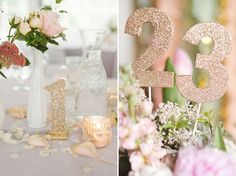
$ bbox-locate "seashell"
[72,142,98,158]
[22,144,34,150]
[21,133,30,142]
[3,133,17,144]
[10,153,20,159]
[61,147,74,155]
[28,135,49,148]
[12,128,24,140]
[39,148,50,157]
[7,106,27,119]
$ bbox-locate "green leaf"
[213,125,227,151]
[0,71,7,79]
[34,45,48,53]
[197,117,208,124]
[41,5,52,11]
[56,0,63,3]
[163,58,185,106]
[59,10,68,13]
[58,32,67,41]
[176,119,190,129]
[25,58,31,66]
[161,123,175,130]
[47,38,59,45]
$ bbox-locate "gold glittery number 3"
[125,7,174,87]
[176,23,231,102]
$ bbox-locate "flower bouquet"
[3,3,67,128]
[8,5,66,53]
[0,3,66,78]
[119,65,236,176]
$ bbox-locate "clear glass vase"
[75,29,107,118]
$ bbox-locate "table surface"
[0,78,117,176]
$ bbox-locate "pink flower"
[140,100,153,116]
[0,41,27,68]
[119,118,140,150]
[138,118,157,135]
[129,152,145,172]
[173,48,193,75]
[174,146,236,176]
[40,10,67,37]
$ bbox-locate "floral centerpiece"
[8,5,66,52]
[0,3,66,78]
[119,65,236,176]
[2,2,67,128]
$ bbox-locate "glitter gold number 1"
[125,7,174,87]
[44,79,69,140]
[176,23,232,102]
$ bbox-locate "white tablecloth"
[0,79,117,176]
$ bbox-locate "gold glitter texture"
[44,79,69,140]
[125,7,174,87]
[176,22,232,102]
[83,116,112,148]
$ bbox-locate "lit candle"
[83,116,112,148]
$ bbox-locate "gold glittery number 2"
[125,7,174,87]
[176,23,231,102]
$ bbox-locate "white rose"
[29,16,41,28]
[9,16,22,25]
[19,22,31,35]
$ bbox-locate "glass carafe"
[76,29,107,118]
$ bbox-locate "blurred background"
[119,0,236,140]
[0,0,117,80]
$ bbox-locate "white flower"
[10,16,22,25]
[131,165,173,176]
[29,16,41,28]
[19,22,31,35]
[140,100,153,116]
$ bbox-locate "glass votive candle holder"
[82,116,112,148]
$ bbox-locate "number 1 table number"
[44,79,69,140]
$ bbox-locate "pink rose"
[174,146,236,176]
[39,10,67,37]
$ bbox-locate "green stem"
[8,27,12,42]
[10,33,17,43]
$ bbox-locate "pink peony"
[174,146,236,176]
[39,10,67,37]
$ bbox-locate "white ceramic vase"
[27,48,47,128]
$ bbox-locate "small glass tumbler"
[82,116,112,148]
